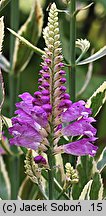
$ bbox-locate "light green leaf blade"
[86,81,106,117]
[0,0,11,12]
[79,180,93,200]
[76,39,90,63]
[78,46,106,65]
[0,156,11,199]
[12,0,43,73]
[2,115,12,128]
[97,147,106,172]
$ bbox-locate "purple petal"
[9,123,42,142]
[31,106,48,127]
[61,100,92,123]
[62,118,97,137]
[63,138,98,156]
[10,137,40,150]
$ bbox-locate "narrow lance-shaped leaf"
[89,172,103,200]
[97,147,106,172]
[79,180,93,200]
[72,155,96,199]
[0,156,11,199]
[7,28,44,56]
[86,81,106,117]
[78,46,106,65]
[0,0,11,12]
[12,0,43,73]
[18,176,41,200]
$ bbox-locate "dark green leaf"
[0,0,11,12]
[90,172,103,199]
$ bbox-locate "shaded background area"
[1,0,106,196]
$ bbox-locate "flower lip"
[42,104,52,113]
[42,65,49,71]
[34,91,42,98]
[44,58,51,64]
[42,89,50,96]
[43,74,50,79]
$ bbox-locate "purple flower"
[62,117,97,138]
[55,138,98,157]
[9,93,48,150]
[34,155,47,165]
[64,138,98,157]
[61,100,91,123]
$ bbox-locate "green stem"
[8,155,20,200]
[9,0,20,200]
[48,149,54,200]
[69,0,76,102]
[9,0,19,116]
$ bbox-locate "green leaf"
[79,180,93,200]
[11,0,43,73]
[18,177,41,200]
[0,156,11,199]
[0,16,4,54]
[97,147,106,172]
[0,55,10,72]
[86,81,106,117]
[0,0,11,12]
[78,46,106,65]
[8,28,45,57]
[72,156,97,199]
[90,172,103,200]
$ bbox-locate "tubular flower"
[9,3,98,157]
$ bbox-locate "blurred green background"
[1,0,106,194]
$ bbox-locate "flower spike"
[9,3,98,158]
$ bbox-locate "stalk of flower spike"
[42,3,69,199]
